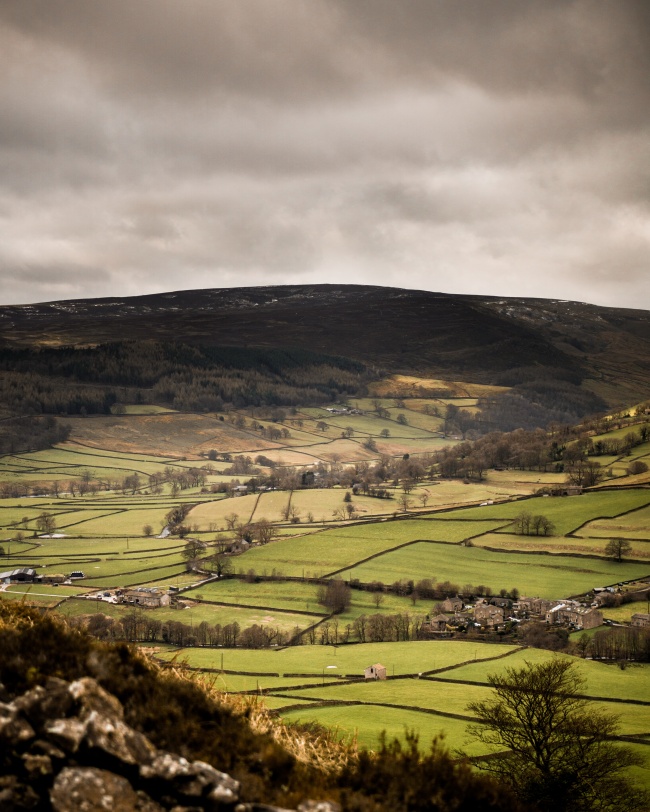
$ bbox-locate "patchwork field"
[2,400,650,777]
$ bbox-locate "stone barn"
[364,663,387,680]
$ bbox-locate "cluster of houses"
[418,594,604,638]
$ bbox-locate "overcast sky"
[1,1,648,309]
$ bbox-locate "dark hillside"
[1,284,649,409]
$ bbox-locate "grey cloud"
[0,1,648,308]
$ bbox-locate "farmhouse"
[631,613,650,628]
[364,663,387,680]
[123,587,171,608]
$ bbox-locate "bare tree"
[605,537,633,562]
[467,659,646,812]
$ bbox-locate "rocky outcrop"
[0,676,339,812]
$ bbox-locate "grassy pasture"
[575,504,650,539]
[590,423,650,444]
[283,678,495,717]
[375,437,453,456]
[452,489,650,536]
[59,508,171,536]
[276,490,397,522]
[239,420,328,447]
[25,536,185,557]
[600,601,650,623]
[58,597,316,633]
[276,679,649,743]
[81,563,189,588]
[290,439,378,463]
[444,650,650,703]
[0,583,87,606]
[11,447,172,477]
[234,519,506,578]
[202,674,339,693]
[244,449,324,466]
[474,532,650,560]
[0,589,67,607]
[183,579,432,620]
[185,580,327,615]
[133,572,203,589]
[279,704,489,753]
[329,518,507,544]
[119,405,175,415]
[154,640,517,676]
[325,413,435,440]
[187,494,260,528]
[339,543,650,599]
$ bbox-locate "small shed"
[364,663,387,681]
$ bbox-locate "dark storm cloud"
[0,1,648,308]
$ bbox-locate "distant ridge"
[2,284,650,406]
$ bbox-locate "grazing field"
[233,519,506,578]
[575,503,650,539]
[57,597,316,633]
[155,640,517,676]
[187,494,260,528]
[474,532,650,559]
[339,542,650,598]
[2,401,650,772]
[450,489,650,536]
[183,578,433,620]
[279,705,489,753]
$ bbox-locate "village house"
[474,603,505,627]
[122,587,171,608]
[418,614,454,638]
[546,603,603,629]
[440,596,463,613]
[631,613,650,628]
[514,597,554,617]
[364,663,387,680]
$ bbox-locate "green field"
[154,640,518,676]
[339,543,650,598]
[280,705,489,753]
[449,489,650,536]
[183,578,433,621]
[474,531,650,560]
[2,405,650,772]
[57,597,315,633]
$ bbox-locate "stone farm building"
[364,663,387,680]
[122,587,171,608]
